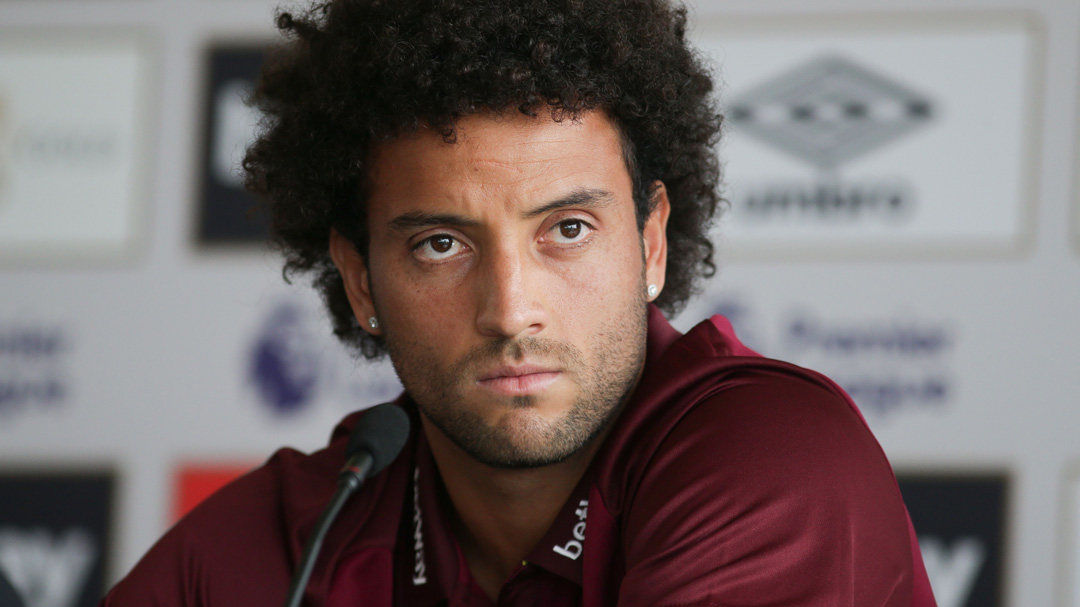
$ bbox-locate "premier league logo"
[246,300,405,416]
[0,323,70,420]
[249,302,322,415]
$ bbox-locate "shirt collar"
[395,419,594,606]
[396,426,461,607]
[517,470,592,585]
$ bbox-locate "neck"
[421,415,612,600]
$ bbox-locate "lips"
[476,364,561,396]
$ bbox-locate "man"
[103,0,936,605]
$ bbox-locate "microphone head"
[345,403,411,476]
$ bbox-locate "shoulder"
[673,365,880,468]
[101,446,338,606]
[178,445,336,546]
[612,312,881,481]
[632,365,896,515]
[615,367,915,606]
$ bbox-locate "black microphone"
[282,403,411,607]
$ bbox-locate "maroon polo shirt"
[101,307,936,607]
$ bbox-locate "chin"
[493,405,560,435]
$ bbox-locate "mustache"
[453,337,585,377]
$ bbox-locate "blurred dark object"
[196,44,271,247]
[897,473,1007,607]
[0,472,114,607]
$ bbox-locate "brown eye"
[430,235,454,253]
[559,220,581,240]
[415,234,464,261]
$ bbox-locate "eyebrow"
[386,187,616,233]
[388,211,481,234]
[522,187,616,219]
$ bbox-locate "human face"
[331,110,669,468]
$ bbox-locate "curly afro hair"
[244,0,724,359]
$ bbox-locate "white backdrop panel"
[0,34,152,263]
[692,14,1040,258]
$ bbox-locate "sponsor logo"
[0,473,112,607]
[919,537,985,607]
[702,296,953,420]
[782,313,952,418]
[0,527,96,607]
[211,79,260,189]
[0,90,118,181]
[196,45,270,245]
[411,467,427,585]
[739,179,915,224]
[0,94,118,187]
[897,473,1007,607]
[707,299,765,352]
[0,40,143,261]
[552,499,588,560]
[11,130,116,166]
[728,55,934,225]
[249,303,322,415]
[0,324,70,419]
[730,55,933,170]
[247,299,402,416]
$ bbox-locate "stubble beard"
[381,293,649,469]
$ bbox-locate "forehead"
[364,110,631,215]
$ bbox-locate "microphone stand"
[282,451,373,607]
[280,402,410,607]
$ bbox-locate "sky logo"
[0,527,96,607]
[920,537,985,607]
[0,474,111,607]
[898,474,1006,607]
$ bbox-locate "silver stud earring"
[647,284,658,298]
[367,317,379,330]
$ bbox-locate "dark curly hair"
[244,0,724,359]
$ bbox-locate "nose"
[474,245,548,340]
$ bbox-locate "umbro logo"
[728,55,934,170]
[726,55,935,223]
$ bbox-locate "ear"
[643,181,670,302]
[329,229,380,335]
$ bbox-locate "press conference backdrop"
[0,1,1076,606]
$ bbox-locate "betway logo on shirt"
[411,467,428,586]
[552,500,588,560]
